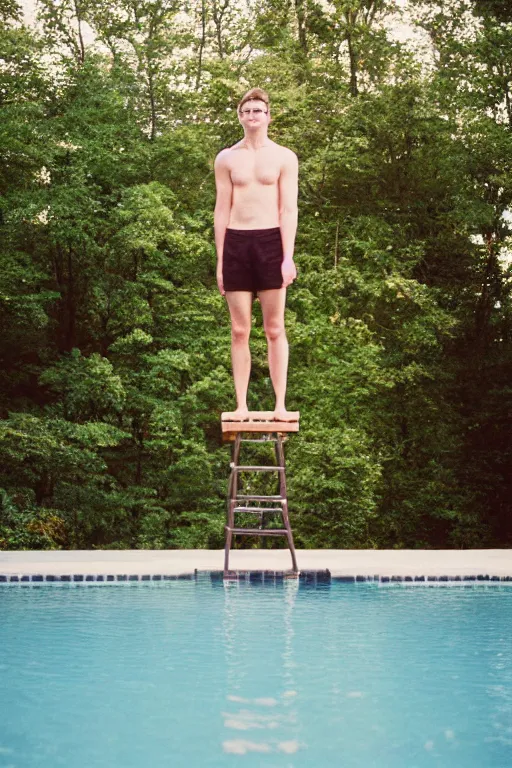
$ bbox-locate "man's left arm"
[278,149,299,287]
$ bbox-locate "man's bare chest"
[229,153,281,188]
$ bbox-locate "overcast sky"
[19,0,429,50]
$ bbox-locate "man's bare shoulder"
[215,143,244,167]
[270,142,298,165]
[214,147,230,169]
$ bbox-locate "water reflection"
[221,580,303,760]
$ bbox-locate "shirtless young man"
[214,87,298,421]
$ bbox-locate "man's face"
[238,99,270,128]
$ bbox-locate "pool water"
[1,579,512,767]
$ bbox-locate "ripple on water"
[0,581,512,768]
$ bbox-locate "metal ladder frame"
[224,430,298,576]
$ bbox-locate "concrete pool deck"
[1,549,512,580]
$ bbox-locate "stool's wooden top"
[221,411,300,439]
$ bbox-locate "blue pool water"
[1,579,512,768]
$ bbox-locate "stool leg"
[224,435,241,575]
[276,435,298,573]
[224,475,235,573]
[232,433,241,467]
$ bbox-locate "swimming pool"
[1,579,511,767]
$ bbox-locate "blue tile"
[356,575,367,583]
[141,575,150,581]
[106,575,115,582]
[152,574,162,581]
[463,575,476,581]
[0,575,7,582]
[73,575,84,582]
[60,575,71,581]
[116,575,127,582]
[380,576,390,583]
[284,572,300,581]
[249,571,263,583]
[414,576,425,582]
[439,576,449,582]
[222,571,238,582]
[427,576,437,582]
[299,570,317,583]
[206,571,220,583]
[128,575,139,581]
[85,575,95,582]
[32,575,43,582]
[299,569,331,584]
[21,575,30,582]
[10,575,19,582]
[317,569,331,584]
[490,576,500,582]
[391,576,403,582]
[208,571,223,582]
[452,576,461,581]
[404,576,413,582]
[96,575,104,582]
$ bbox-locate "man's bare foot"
[227,406,250,421]
[273,406,295,422]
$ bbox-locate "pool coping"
[1,549,512,583]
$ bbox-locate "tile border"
[2,570,512,585]
[0,572,196,584]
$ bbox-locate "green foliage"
[0,489,68,550]
[1,0,511,550]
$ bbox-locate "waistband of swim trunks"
[226,227,281,238]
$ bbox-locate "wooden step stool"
[221,411,300,578]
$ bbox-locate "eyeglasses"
[240,108,268,115]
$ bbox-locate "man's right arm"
[214,151,232,296]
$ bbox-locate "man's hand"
[217,267,225,296]
[282,257,297,288]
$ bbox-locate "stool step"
[227,527,289,537]
[234,506,284,514]
[221,411,300,440]
[241,438,278,444]
[222,410,300,421]
[237,494,283,502]
[223,421,298,575]
[233,465,285,472]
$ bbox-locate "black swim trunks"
[222,227,284,292]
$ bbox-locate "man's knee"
[264,322,285,342]
[231,322,251,344]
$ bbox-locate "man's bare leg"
[259,288,293,421]
[225,291,253,420]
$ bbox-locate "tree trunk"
[212,0,227,59]
[294,0,308,55]
[196,0,206,89]
[473,231,501,358]
[136,430,144,485]
[346,31,358,96]
[145,34,157,141]
[65,247,76,351]
[73,0,86,64]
